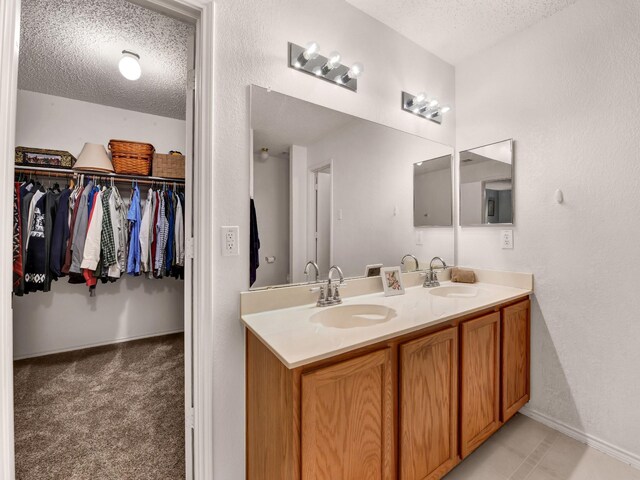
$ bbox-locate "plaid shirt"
[100,189,117,267]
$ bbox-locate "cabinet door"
[460,312,501,458]
[400,327,458,480]
[501,299,531,422]
[301,349,394,480]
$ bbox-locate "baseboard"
[13,329,185,361]
[520,406,640,471]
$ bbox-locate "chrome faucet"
[424,256,447,288]
[400,254,420,272]
[304,261,320,282]
[315,265,345,307]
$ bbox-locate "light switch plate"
[501,229,514,249]
[221,226,239,256]
[415,230,424,245]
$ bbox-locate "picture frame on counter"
[15,147,76,169]
[381,266,405,296]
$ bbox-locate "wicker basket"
[153,153,185,179]
[108,139,154,176]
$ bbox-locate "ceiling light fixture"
[401,91,451,125]
[259,148,269,160]
[288,42,364,92]
[119,50,141,81]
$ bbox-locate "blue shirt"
[127,185,141,275]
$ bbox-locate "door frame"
[306,160,334,277]
[0,0,215,478]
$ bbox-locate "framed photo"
[380,266,405,296]
[364,263,383,277]
[15,147,76,169]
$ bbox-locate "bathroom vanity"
[242,271,532,480]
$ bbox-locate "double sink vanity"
[247,85,525,479]
[242,269,532,479]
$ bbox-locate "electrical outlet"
[221,226,239,256]
[501,229,514,249]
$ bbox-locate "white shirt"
[80,191,103,271]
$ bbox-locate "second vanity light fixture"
[402,91,451,124]
[288,41,364,92]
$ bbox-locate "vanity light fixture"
[119,50,141,81]
[288,41,364,92]
[401,91,451,124]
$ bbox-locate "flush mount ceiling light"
[119,50,141,81]
[401,91,451,125]
[288,41,363,92]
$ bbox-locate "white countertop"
[241,281,532,369]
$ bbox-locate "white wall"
[14,90,186,359]
[252,154,289,287]
[212,0,455,476]
[289,145,308,283]
[16,90,186,155]
[307,120,454,277]
[456,0,640,463]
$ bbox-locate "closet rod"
[14,165,185,186]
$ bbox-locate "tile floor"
[444,414,640,480]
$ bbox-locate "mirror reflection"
[459,139,514,225]
[413,155,453,227]
[250,86,454,289]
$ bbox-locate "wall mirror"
[459,139,514,226]
[413,155,453,227]
[250,85,454,289]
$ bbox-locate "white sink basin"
[430,285,479,298]
[310,304,397,329]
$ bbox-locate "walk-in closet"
[11,0,194,478]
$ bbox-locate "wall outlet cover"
[501,229,514,249]
[221,226,240,256]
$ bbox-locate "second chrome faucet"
[314,265,345,307]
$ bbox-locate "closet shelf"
[15,165,185,186]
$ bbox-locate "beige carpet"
[14,334,185,480]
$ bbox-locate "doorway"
[0,0,214,478]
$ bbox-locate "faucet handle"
[333,284,343,304]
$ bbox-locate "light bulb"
[260,148,269,161]
[416,162,423,166]
[429,99,439,107]
[312,66,323,76]
[119,51,141,81]
[440,106,451,114]
[303,41,320,60]
[407,91,427,108]
[326,51,341,69]
[347,62,364,79]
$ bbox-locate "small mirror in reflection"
[459,139,514,226]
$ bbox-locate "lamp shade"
[74,143,114,173]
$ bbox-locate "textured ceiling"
[344,0,579,64]
[19,0,194,119]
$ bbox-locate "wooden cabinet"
[501,299,531,422]
[247,296,531,480]
[301,349,394,479]
[399,327,458,480]
[460,312,502,458]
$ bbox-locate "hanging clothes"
[49,188,72,280]
[250,198,260,287]
[43,189,62,292]
[127,185,141,275]
[139,188,153,273]
[69,180,93,274]
[24,193,46,293]
[154,192,168,277]
[12,183,23,291]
